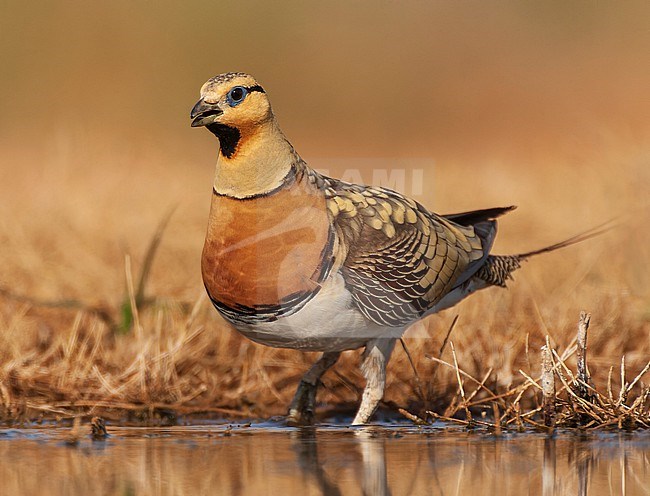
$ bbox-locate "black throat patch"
[206,123,241,159]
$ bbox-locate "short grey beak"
[190,99,223,127]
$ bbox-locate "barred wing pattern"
[307,170,495,327]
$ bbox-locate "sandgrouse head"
[190,73,271,158]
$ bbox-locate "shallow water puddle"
[1,422,648,495]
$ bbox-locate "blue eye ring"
[227,86,248,106]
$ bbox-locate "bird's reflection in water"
[292,428,342,496]
[355,429,390,496]
[291,427,390,496]
[289,426,646,496]
[1,425,648,495]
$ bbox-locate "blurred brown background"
[1,0,649,420]
[3,1,650,157]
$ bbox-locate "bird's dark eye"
[227,86,248,106]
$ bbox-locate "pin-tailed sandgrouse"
[191,72,597,425]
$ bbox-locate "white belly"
[425,276,488,316]
[232,272,404,351]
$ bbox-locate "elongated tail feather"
[476,220,614,287]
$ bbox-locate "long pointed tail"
[475,221,613,287]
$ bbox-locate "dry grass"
[1,135,649,427]
[401,312,650,430]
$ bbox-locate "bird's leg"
[288,351,341,425]
[352,339,396,425]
